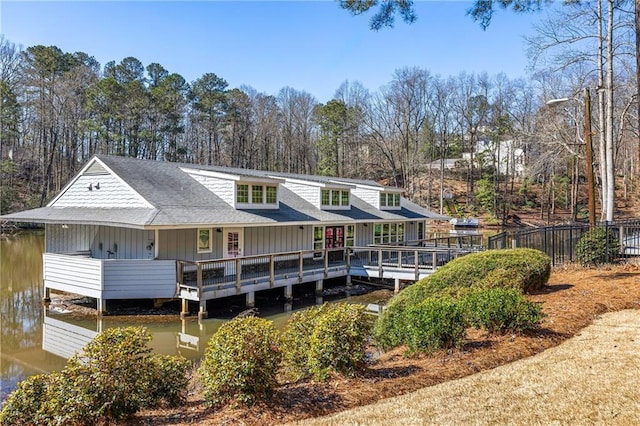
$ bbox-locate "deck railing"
[385,233,484,250]
[177,245,474,298]
[486,220,640,266]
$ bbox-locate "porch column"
[284,302,292,313]
[284,285,293,302]
[198,300,208,320]
[154,229,160,259]
[246,292,255,308]
[315,280,323,296]
[346,274,352,286]
[394,278,401,294]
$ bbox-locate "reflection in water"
[0,232,68,402]
[0,232,365,403]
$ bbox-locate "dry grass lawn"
[132,263,640,425]
[297,309,640,425]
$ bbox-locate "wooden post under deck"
[181,298,189,319]
[246,292,255,308]
[284,285,293,302]
[198,300,208,320]
[42,286,51,304]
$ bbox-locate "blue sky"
[1,1,546,102]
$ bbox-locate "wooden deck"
[176,245,476,302]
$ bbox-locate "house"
[2,155,454,318]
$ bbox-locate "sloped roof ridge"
[94,155,392,188]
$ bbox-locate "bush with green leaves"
[280,303,370,381]
[576,227,621,266]
[0,327,191,425]
[307,303,369,380]
[462,288,545,333]
[372,282,434,349]
[420,248,551,296]
[0,374,51,425]
[199,316,281,407]
[147,354,192,406]
[374,249,550,351]
[279,303,329,381]
[403,297,467,355]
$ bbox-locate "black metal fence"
[487,220,640,266]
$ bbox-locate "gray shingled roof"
[2,155,449,227]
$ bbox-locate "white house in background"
[2,155,455,318]
[429,139,525,177]
[473,139,525,177]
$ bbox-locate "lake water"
[0,231,374,403]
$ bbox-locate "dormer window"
[236,182,279,208]
[380,192,401,209]
[321,188,350,209]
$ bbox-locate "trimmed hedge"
[374,249,550,351]
[199,316,281,407]
[417,248,552,297]
[403,297,466,355]
[461,288,545,333]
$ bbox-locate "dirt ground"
[130,262,640,426]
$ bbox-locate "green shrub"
[280,303,370,381]
[374,249,550,351]
[403,297,467,355]
[0,374,50,425]
[307,303,369,380]
[147,354,192,407]
[280,304,328,381]
[462,288,545,333]
[0,327,191,425]
[372,282,439,350]
[62,326,157,421]
[420,248,551,296]
[199,316,281,407]
[576,227,621,266]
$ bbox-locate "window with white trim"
[345,224,355,247]
[197,228,212,253]
[313,226,324,258]
[417,221,425,241]
[236,183,278,206]
[380,192,401,208]
[373,222,405,245]
[266,186,277,204]
[321,188,350,208]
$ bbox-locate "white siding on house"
[91,227,154,260]
[356,223,373,246]
[52,174,149,208]
[159,226,312,261]
[159,228,224,261]
[44,253,103,298]
[244,225,311,256]
[102,259,176,299]
[188,174,235,205]
[352,187,380,209]
[46,224,154,260]
[46,224,98,253]
[282,182,320,208]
